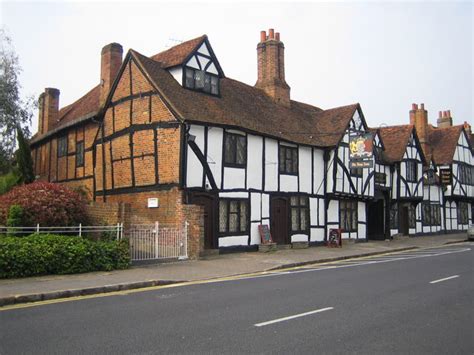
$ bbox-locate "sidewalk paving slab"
[0,233,468,307]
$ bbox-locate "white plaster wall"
[168,67,182,85]
[310,228,325,242]
[223,167,245,189]
[262,194,270,218]
[313,149,325,195]
[327,200,339,223]
[186,56,200,69]
[326,150,335,193]
[218,236,248,247]
[247,135,263,190]
[280,175,298,192]
[310,198,318,226]
[264,138,278,191]
[358,201,366,239]
[250,222,260,245]
[197,42,210,56]
[186,125,205,187]
[219,191,248,198]
[207,127,223,188]
[299,146,312,193]
[251,193,261,221]
[291,234,308,242]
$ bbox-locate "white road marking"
[430,275,460,284]
[254,307,334,327]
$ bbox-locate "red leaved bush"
[0,182,90,226]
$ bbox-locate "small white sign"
[147,198,159,208]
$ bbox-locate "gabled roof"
[57,85,100,125]
[132,49,358,147]
[377,125,414,163]
[151,35,207,68]
[428,125,464,165]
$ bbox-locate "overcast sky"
[1,1,472,134]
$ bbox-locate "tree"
[16,127,34,183]
[0,28,35,174]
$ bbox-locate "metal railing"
[0,223,124,240]
[127,221,188,261]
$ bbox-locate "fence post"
[180,221,189,260]
[116,223,120,241]
[36,224,40,234]
[155,221,159,259]
[79,223,82,237]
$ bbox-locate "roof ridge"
[150,35,207,67]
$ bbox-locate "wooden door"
[270,197,289,245]
[367,199,385,240]
[189,194,216,249]
[399,206,409,236]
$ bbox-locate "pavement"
[0,232,468,307]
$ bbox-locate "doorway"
[270,197,289,245]
[188,193,217,249]
[399,206,409,236]
[367,199,385,240]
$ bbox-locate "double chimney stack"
[38,43,123,135]
[255,28,291,107]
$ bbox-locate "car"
[468,224,474,241]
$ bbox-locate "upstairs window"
[58,136,68,157]
[184,68,219,95]
[459,164,473,185]
[223,132,246,168]
[279,145,298,175]
[76,141,84,168]
[406,160,417,182]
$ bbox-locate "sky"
[1,1,473,134]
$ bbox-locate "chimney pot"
[447,110,451,117]
[100,42,123,107]
[260,31,266,42]
[443,111,447,118]
[420,103,424,110]
[438,111,442,119]
[269,28,275,39]
[412,103,418,110]
[275,32,280,41]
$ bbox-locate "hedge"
[0,234,130,278]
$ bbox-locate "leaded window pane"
[224,135,234,164]
[185,69,194,89]
[211,76,218,95]
[240,201,247,232]
[204,74,211,93]
[219,201,227,233]
[291,208,299,231]
[194,70,205,89]
[300,209,307,230]
[300,196,307,206]
[292,149,298,173]
[290,196,298,206]
[236,136,246,165]
[229,213,238,232]
[76,142,84,167]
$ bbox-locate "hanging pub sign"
[439,168,452,186]
[349,132,374,168]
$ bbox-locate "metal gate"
[127,222,188,261]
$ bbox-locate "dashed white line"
[255,307,334,327]
[430,275,460,284]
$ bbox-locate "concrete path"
[0,233,468,306]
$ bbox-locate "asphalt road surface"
[1,244,473,354]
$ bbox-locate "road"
[1,244,473,354]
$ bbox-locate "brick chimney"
[437,110,453,128]
[255,29,291,107]
[409,103,428,153]
[100,43,123,106]
[38,88,60,134]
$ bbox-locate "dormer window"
[184,68,219,95]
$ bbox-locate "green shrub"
[6,204,24,236]
[0,234,130,278]
[0,170,20,195]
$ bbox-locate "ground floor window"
[340,200,358,232]
[219,199,248,235]
[458,202,468,225]
[422,203,441,226]
[290,196,309,233]
[390,203,398,229]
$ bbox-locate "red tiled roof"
[377,125,414,163]
[133,49,358,147]
[151,35,206,68]
[428,125,463,165]
[57,85,100,125]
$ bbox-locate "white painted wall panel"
[207,127,223,188]
[291,234,308,242]
[280,175,298,192]
[328,200,339,223]
[299,146,312,193]
[262,194,270,218]
[223,167,245,189]
[168,67,182,85]
[310,198,318,226]
[218,236,248,247]
[310,228,325,242]
[250,222,260,245]
[247,135,263,190]
[186,125,205,188]
[313,150,325,195]
[219,191,248,198]
[264,139,278,191]
[251,193,261,221]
